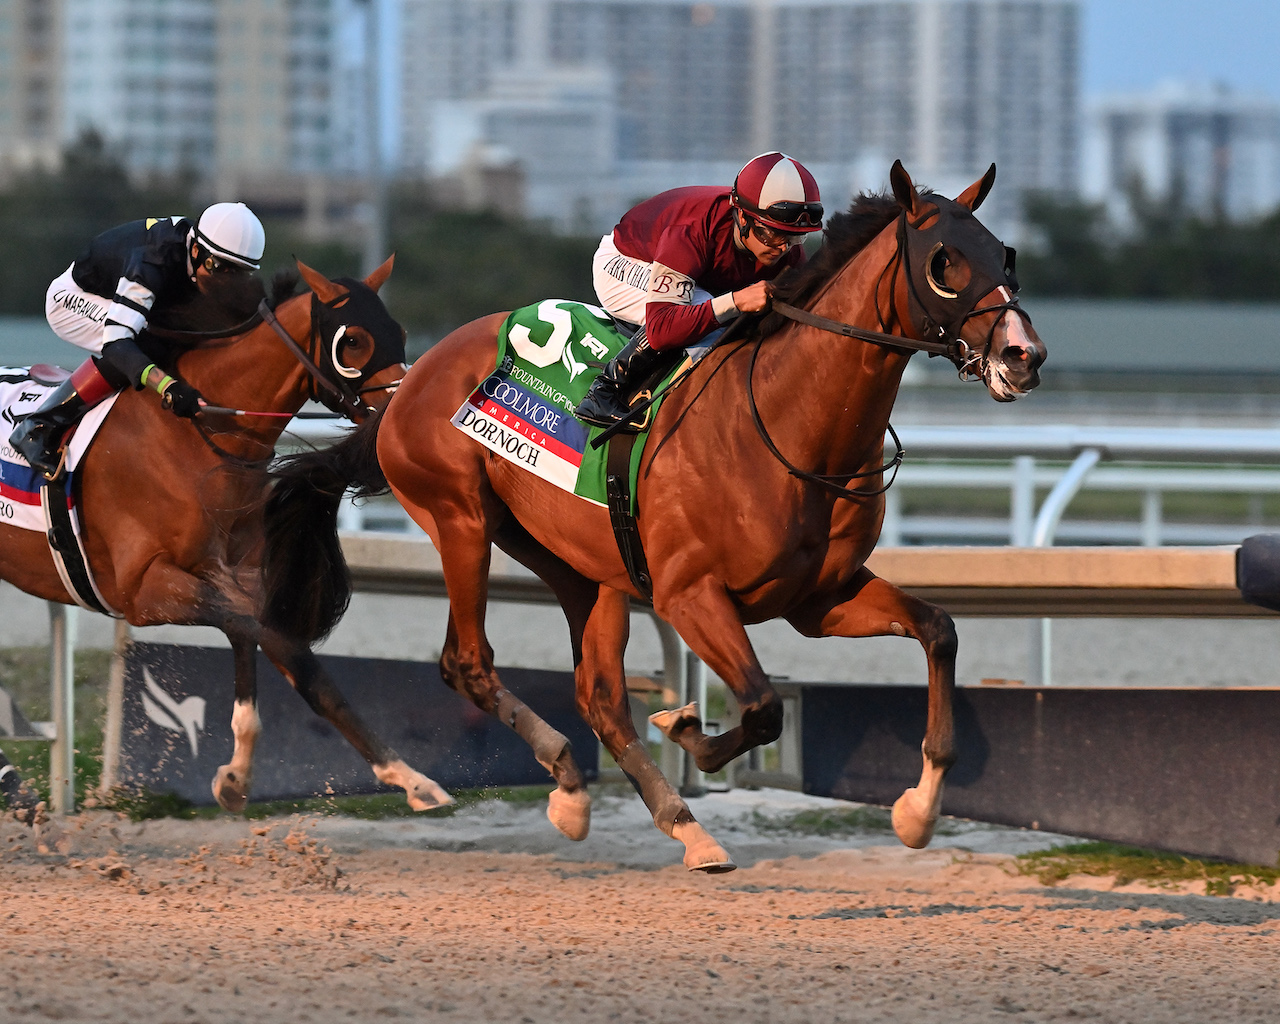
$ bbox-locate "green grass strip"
[1016,841,1280,897]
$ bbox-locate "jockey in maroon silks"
[575,151,824,428]
[9,202,266,479]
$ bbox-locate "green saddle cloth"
[450,299,683,508]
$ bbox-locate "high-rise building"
[59,0,343,183]
[0,0,65,174]
[1084,81,1280,225]
[399,0,1080,233]
[62,0,218,176]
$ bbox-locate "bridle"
[257,295,401,421]
[750,202,1029,500]
[146,293,401,420]
[772,206,1029,379]
[145,289,405,466]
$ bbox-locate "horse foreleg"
[211,634,260,812]
[575,585,733,872]
[788,567,958,849]
[257,630,453,811]
[651,577,782,774]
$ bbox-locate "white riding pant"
[45,265,109,354]
[591,233,717,356]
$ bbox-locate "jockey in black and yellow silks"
[10,202,266,478]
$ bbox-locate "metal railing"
[33,422,1280,812]
[291,421,1280,548]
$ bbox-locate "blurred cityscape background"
[0,0,1276,332]
[0,0,1278,681]
[2,0,1280,545]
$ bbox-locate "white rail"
[36,422,1280,813]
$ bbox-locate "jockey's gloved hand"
[159,378,204,419]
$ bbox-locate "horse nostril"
[1006,343,1043,373]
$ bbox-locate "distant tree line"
[0,134,597,347]
[1018,190,1280,301]
[2,135,1275,347]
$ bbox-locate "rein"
[747,206,1023,500]
[144,311,264,342]
[257,299,370,421]
[183,295,379,465]
[769,301,955,359]
[746,332,906,500]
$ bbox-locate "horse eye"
[926,244,960,299]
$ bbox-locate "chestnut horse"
[0,259,451,814]
[263,163,1046,869]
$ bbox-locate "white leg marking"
[374,759,454,812]
[212,700,261,812]
[672,820,736,873]
[891,742,947,849]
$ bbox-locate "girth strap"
[41,475,120,617]
[604,433,652,600]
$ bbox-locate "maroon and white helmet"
[731,152,824,233]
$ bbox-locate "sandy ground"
[3,789,1279,1024]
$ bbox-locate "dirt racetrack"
[3,790,1279,1024]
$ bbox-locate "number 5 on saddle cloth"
[450,299,699,597]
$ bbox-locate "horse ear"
[956,163,997,211]
[296,260,349,304]
[890,160,918,214]
[363,254,394,294]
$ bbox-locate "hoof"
[650,701,700,740]
[212,765,249,814]
[891,788,936,849]
[673,820,736,873]
[547,786,591,841]
[407,776,455,812]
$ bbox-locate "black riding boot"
[574,331,668,429]
[8,379,89,480]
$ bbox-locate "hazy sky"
[1084,0,1280,97]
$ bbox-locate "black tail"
[262,407,390,643]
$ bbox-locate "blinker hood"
[901,196,1019,344]
[304,280,406,415]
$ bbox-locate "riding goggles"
[750,219,808,249]
[202,253,244,275]
[759,200,824,229]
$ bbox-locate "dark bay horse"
[263,163,1046,869]
[0,259,452,814]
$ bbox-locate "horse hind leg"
[258,628,453,811]
[789,569,958,849]
[212,635,261,813]
[438,607,591,840]
[493,514,732,869]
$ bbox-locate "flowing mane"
[145,267,302,337]
[757,190,927,338]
